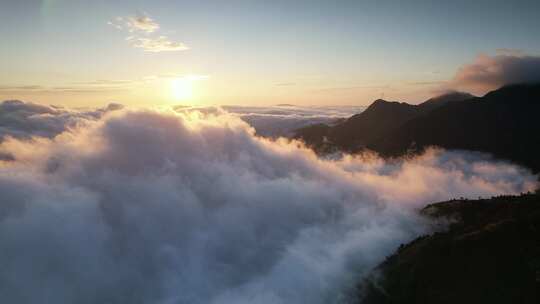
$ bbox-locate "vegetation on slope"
[359,191,540,304]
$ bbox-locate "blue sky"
[1,0,540,106]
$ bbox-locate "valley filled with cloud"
[176,104,364,137]
[0,101,536,303]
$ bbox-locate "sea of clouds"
[0,100,537,304]
[175,104,365,137]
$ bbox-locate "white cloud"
[125,15,159,33]
[127,35,189,52]
[109,14,188,53]
[0,104,536,303]
[108,14,159,33]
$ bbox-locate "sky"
[1,0,540,107]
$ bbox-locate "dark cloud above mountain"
[451,52,540,94]
[0,105,536,303]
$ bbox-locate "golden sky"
[2,0,540,107]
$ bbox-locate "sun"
[171,78,193,101]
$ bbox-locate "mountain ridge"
[295,84,540,172]
[358,191,540,304]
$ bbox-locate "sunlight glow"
[171,78,194,101]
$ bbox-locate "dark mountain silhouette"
[329,99,421,150]
[295,91,473,153]
[295,84,540,172]
[358,191,540,304]
[416,91,474,112]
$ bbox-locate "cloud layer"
[0,100,122,140]
[0,104,537,303]
[450,52,540,94]
[177,105,364,137]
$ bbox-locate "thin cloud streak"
[314,85,391,93]
[0,74,205,96]
[406,81,448,86]
[128,36,189,52]
[275,82,297,87]
[0,85,130,94]
[0,85,45,91]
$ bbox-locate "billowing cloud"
[450,52,540,94]
[0,103,536,303]
[109,14,188,53]
[0,100,122,140]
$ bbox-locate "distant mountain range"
[295,84,540,172]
